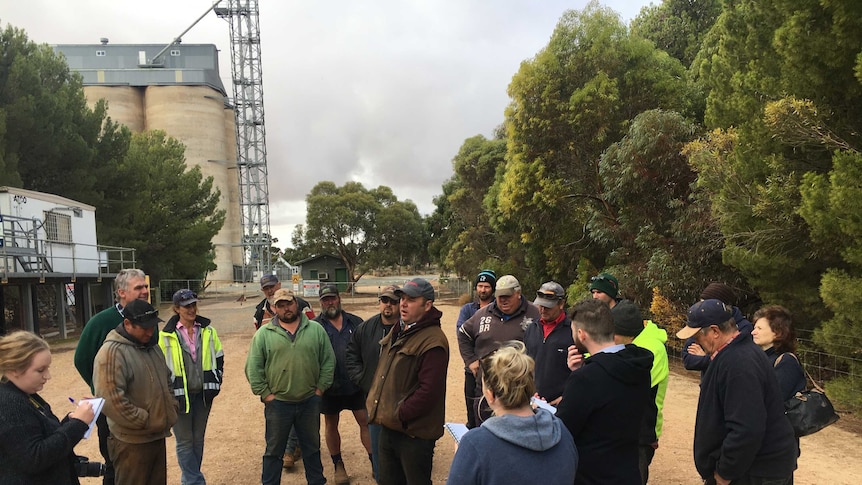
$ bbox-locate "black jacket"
[346,313,395,395]
[0,381,88,485]
[556,344,653,485]
[524,314,574,403]
[694,334,797,481]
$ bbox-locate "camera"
[75,456,105,477]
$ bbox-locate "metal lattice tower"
[215,0,273,277]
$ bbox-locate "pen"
[68,397,76,404]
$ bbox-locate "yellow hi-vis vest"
[159,324,224,413]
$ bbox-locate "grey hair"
[114,268,146,299]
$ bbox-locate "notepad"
[530,396,557,414]
[81,398,105,439]
[444,422,469,444]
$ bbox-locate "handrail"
[1,213,136,281]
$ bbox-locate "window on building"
[170,49,181,56]
[96,50,106,56]
[44,211,73,243]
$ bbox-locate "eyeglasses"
[380,297,399,305]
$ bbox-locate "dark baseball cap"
[319,283,339,299]
[395,278,435,301]
[260,274,279,288]
[122,299,163,328]
[172,289,198,307]
[676,299,733,339]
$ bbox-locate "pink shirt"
[176,320,201,361]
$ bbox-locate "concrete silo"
[54,43,243,282]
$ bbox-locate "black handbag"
[776,353,840,437]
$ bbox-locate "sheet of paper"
[531,396,557,414]
[444,422,469,444]
[80,397,105,439]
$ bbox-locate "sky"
[2,0,654,248]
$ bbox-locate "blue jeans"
[173,393,211,485]
[369,423,382,482]
[262,395,325,485]
[377,426,435,485]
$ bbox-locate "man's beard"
[278,312,299,324]
[324,305,340,319]
[573,330,587,354]
[478,293,493,303]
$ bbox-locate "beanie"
[475,269,497,291]
[589,273,619,299]
[700,283,736,306]
[612,300,644,337]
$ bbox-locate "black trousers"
[377,427,435,485]
[96,413,115,485]
[464,371,478,428]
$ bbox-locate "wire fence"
[666,327,862,412]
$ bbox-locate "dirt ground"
[42,290,862,484]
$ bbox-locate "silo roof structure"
[54,43,227,96]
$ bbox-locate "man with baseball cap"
[313,283,368,484]
[246,288,335,485]
[75,268,151,484]
[676,299,796,485]
[589,272,621,309]
[367,278,449,484]
[345,285,400,482]
[455,269,497,428]
[458,274,540,425]
[253,274,315,330]
[253,274,315,468]
[93,299,178,485]
[525,281,574,406]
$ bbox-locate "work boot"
[334,460,350,485]
[282,451,295,469]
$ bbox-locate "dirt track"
[44,292,862,484]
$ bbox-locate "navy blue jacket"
[524,314,574,403]
[315,311,364,396]
[694,334,797,481]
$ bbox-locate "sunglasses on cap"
[379,296,399,305]
[127,309,158,324]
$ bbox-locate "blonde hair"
[480,341,535,410]
[0,331,50,381]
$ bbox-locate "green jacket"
[244,314,335,402]
[159,314,224,413]
[74,304,124,393]
[633,320,669,440]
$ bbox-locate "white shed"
[0,187,136,338]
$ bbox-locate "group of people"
[451,270,803,485]
[0,266,810,485]
[245,276,448,485]
[0,268,223,485]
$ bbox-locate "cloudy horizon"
[2,0,652,249]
